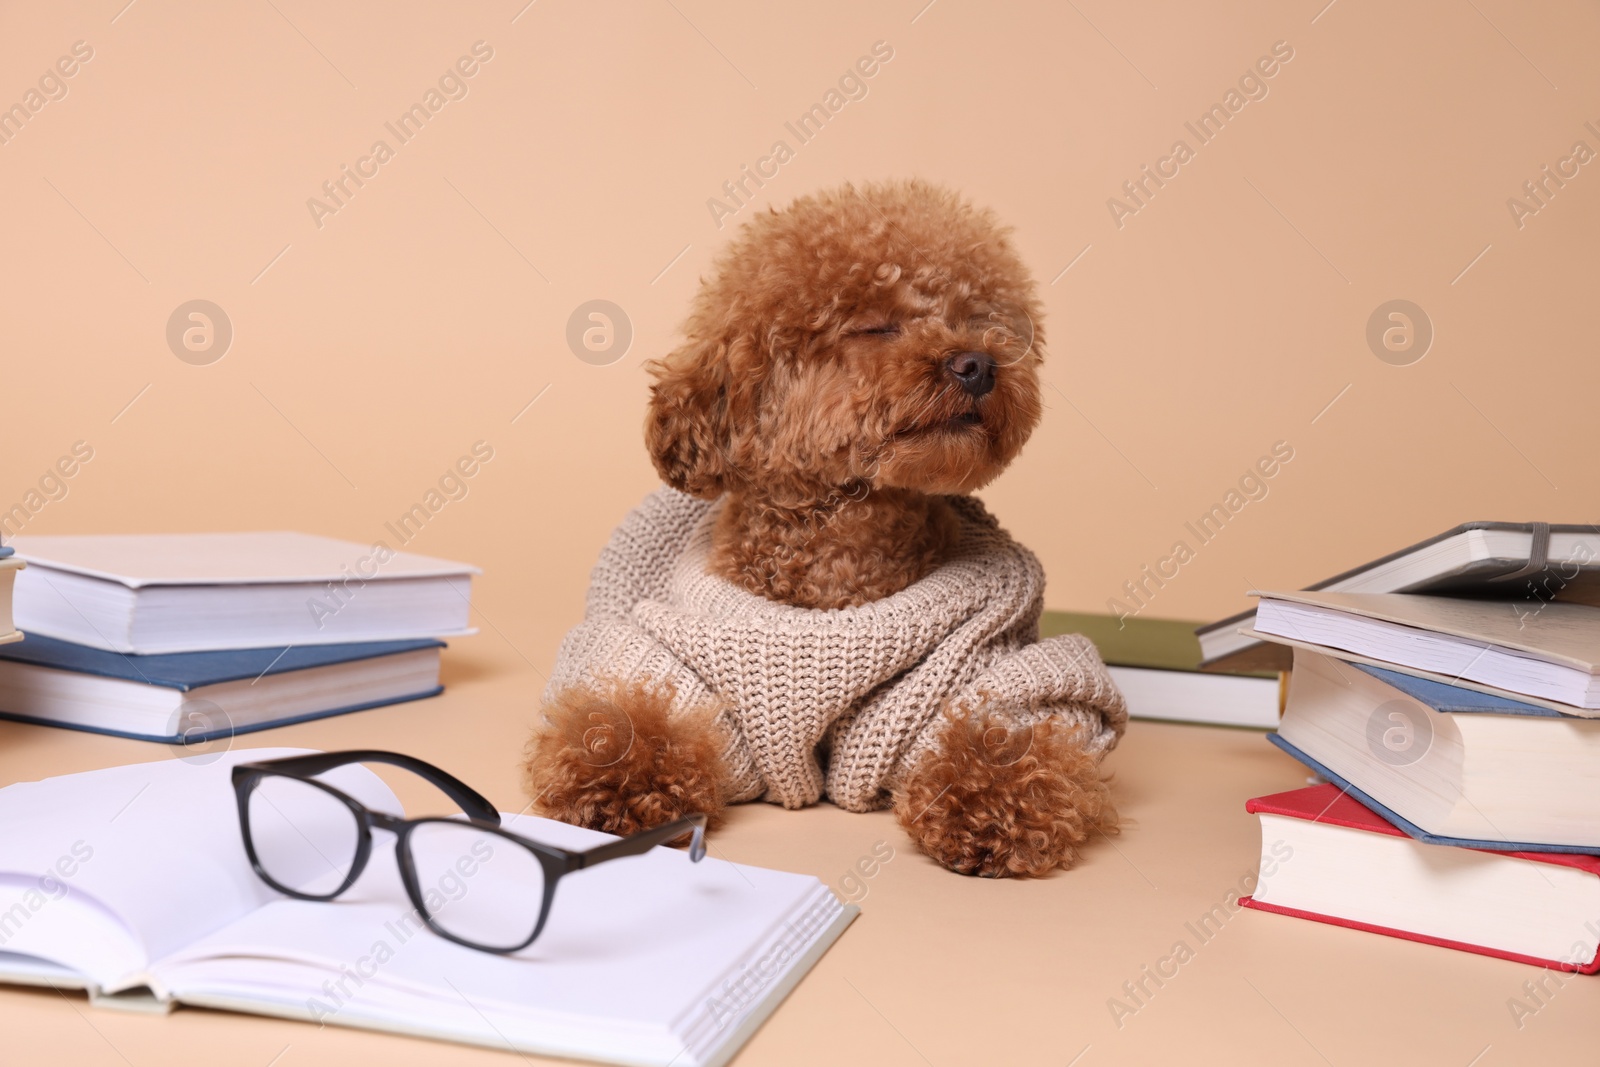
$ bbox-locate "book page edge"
[161,904,860,1067]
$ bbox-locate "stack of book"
[1052,522,1600,731]
[0,532,478,743]
[1226,536,1600,973]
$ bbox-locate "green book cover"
[1041,611,1276,678]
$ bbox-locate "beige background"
[3,0,1597,654]
[1,0,1598,1063]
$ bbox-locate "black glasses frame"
[230,750,707,954]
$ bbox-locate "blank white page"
[0,750,401,978]
[154,814,838,1063]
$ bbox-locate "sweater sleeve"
[947,633,1128,757]
[541,488,766,803]
[884,632,1129,799]
[886,525,1129,787]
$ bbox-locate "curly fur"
[528,179,1117,875]
[645,180,1043,609]
[524,680,727,836]
[893,709,1118,877]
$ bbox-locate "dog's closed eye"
[850,323,902,337]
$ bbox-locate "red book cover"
[1241,784,1600,974]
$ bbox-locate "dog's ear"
[645,337,747,498]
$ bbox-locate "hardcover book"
[1270,647,1600,853]
[1242,785,1600,973]
[0,634,445,742]
[1252,589,1600,711]
[8,532,479,654]
[1042,611,1281,728]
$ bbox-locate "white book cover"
[8,531,478,586]
[7,533,480,653]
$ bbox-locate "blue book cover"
[1266,734,1600,856]
[0,635,446,743]
[1272,663,1591,853]
[0,633,444,690]
[1351,662,1572,718]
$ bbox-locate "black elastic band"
[1488,522,1551,583]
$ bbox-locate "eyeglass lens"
[405,821,548,951]
[246,775,362,897]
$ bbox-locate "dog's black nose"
[945,351,995,398]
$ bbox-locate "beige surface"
[1,639,1597,1066]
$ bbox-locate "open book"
[0,751,854,1066]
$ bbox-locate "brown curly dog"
[526,180,1121,877]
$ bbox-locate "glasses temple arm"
[233,750,500,825]
[574,815,707,869]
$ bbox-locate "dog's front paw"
[894,709,1117,877]
[524,680,727,835]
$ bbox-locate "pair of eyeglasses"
[230,750,707,954]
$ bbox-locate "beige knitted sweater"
[545,488,1127,813]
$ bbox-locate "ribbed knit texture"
[545,488,1127,812]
